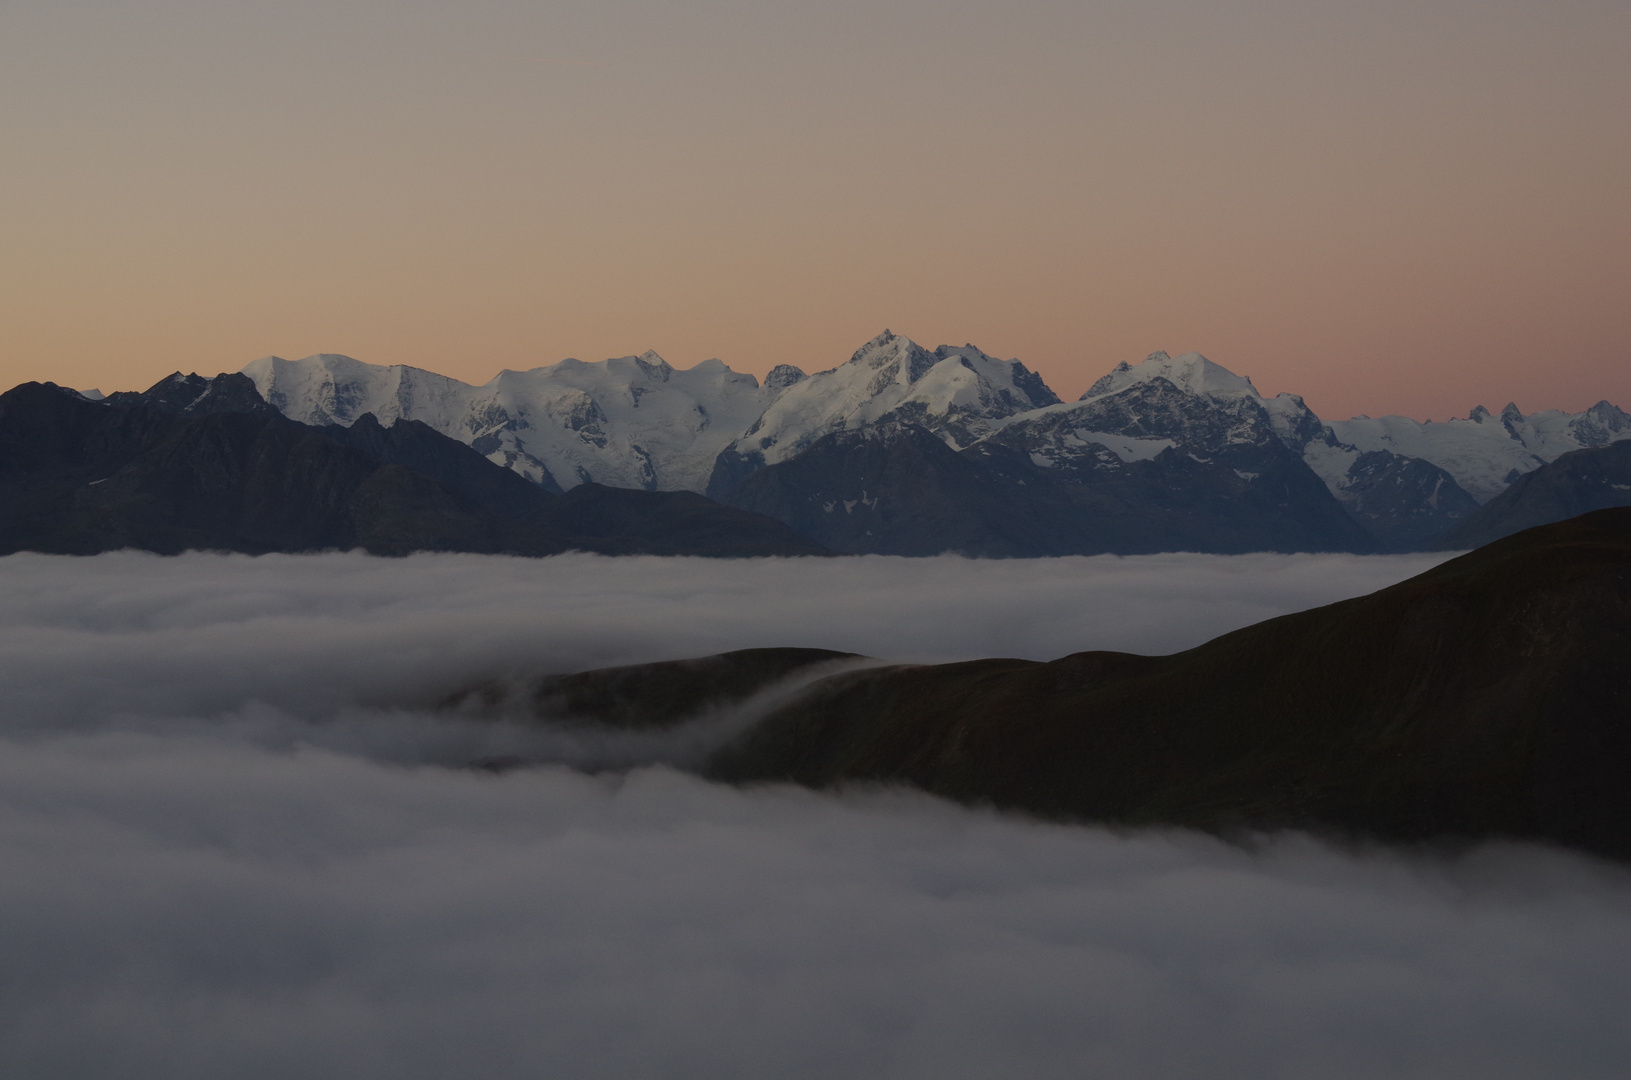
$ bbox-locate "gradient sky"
[1,0,1626,420]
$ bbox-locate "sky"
[1,0,1627,420]
[10,548,1631,1078]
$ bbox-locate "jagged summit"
[704,331,1061,495]
[104,370,278,418]
[839,330,939,382]
[764,364,807,391]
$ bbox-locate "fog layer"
[1,549,1446,729]
[5,549,1628,1079]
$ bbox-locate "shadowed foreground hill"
[514,510,1631,857]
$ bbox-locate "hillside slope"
[709,508,1631,854]
[499,510,1631,856]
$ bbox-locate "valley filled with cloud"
[3,550,1628,1078]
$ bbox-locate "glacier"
[240,338,1630,512]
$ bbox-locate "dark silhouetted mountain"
[716,420,1375,556]
[1437,441,1631,550]
[1335,450,1480,552]
[504,510,1631,857]
[712,508,1631,854]
[0,380,827,557]
[104,371,281,417]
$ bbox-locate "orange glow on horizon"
[1,0,1625,423]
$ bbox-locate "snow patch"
[1302,442,1362,493]
[1072,432,1175,463]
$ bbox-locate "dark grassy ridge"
[708,508,1631,855]
[506,510,1631,857]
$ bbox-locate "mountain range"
[21,331,1631,556]
[0,377,825,558]
[234,331,1631,553]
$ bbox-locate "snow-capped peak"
[712,332,1061,479]
[1080,350,1261,403]
[229,338,1626,513]
[242,350,781,493]
[842,330,939,383]
[1327,398,1631,504]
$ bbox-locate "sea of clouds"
[3,549,1629,1078]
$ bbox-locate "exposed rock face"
[1438,441,1631,550]
[104,371,280,417]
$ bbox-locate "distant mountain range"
[233,332,1631,553]
[0,378,825,558]
[1440,439,1631,550]
[16,331,1631,556]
